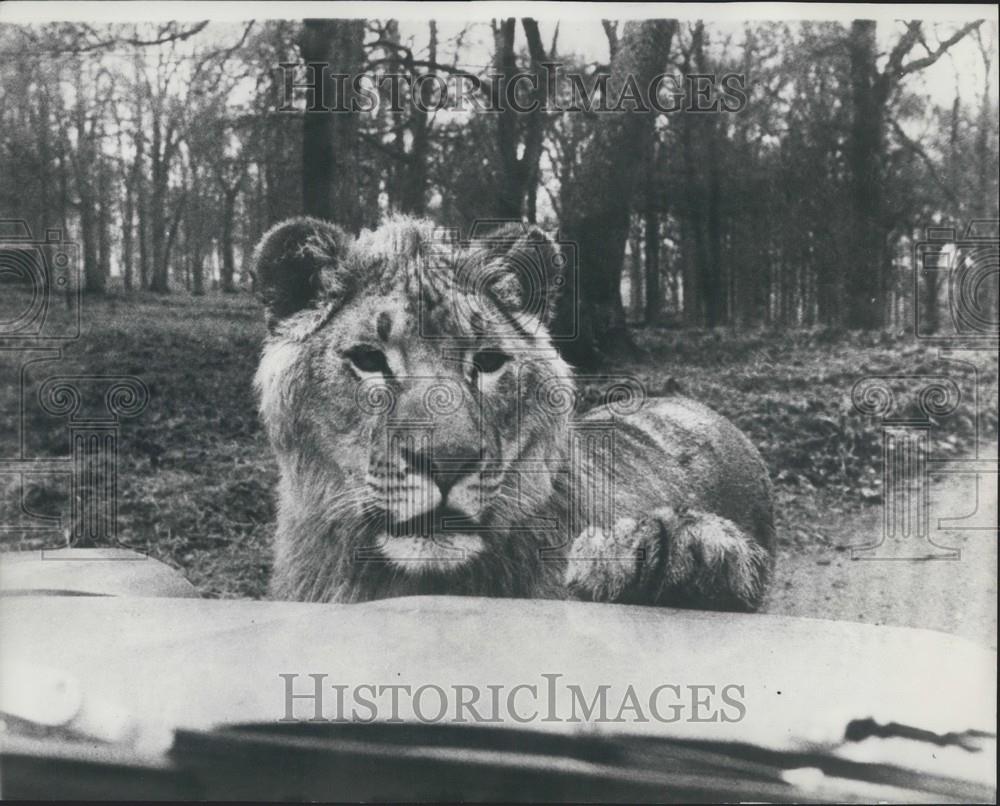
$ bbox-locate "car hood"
[0,551,995,790]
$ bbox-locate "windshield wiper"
[844,717,995,752]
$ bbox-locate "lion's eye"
[472,349,512,374]
[345,345,389,375]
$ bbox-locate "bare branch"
[602,20,619,58]
[897,20,984,76]
[2,21,211,57]
[882,20,923,80]
[522,18,547,63]
[365,55,492,96]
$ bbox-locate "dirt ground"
[767,450,998,650]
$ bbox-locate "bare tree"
[491,18,555,221]
[299,19,366,231]
[555,19,678,365]
[846,18,983,329]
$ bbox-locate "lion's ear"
[252,217,350,330]
[472,224,565,325]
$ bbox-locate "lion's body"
[581,396,774,552]
[254,216,774,611]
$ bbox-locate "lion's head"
[253,216,574,601]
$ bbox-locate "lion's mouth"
[385,505,480,538]
[375,508,486,568]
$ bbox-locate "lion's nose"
[403,444,480,496]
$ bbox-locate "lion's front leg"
[564,507,772,612]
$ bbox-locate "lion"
[253,215,774,611]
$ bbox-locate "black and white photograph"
[0,1,997,801]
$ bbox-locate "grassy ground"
[1,291,274,597]
[1,290,996,602]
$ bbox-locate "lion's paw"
[565,507,771,611]
[659,509,772,611]
[563,513,667,603]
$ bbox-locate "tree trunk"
[163,192,186,283]
[681,111,707,327]
[972,46,999,327]
[149,113,169,292]
[192,251,205,296]
[644,204,661,325]
[130,54,149,290]
[680,213,699,326]
[299,19,366,230]
[134,134,150,290]
[643,131,662,325]
[96,151,111,290]
[704,125,724,327]
[122,150,135,292]
[300,20,336,221]
[494,18,522,219]
[679,26,706,327]
[555,20,677,366]
[684,22,725,329]
[491,18,551,221]
[220,188,238,293]
[629,229,643,317]
[79,193,102,293]
[399,21,436,215]
[846,20,884,329]
[137,176,149,290]
[75,154,101,294]
[33,67,54,235]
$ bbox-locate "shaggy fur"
[253,216,775,610]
